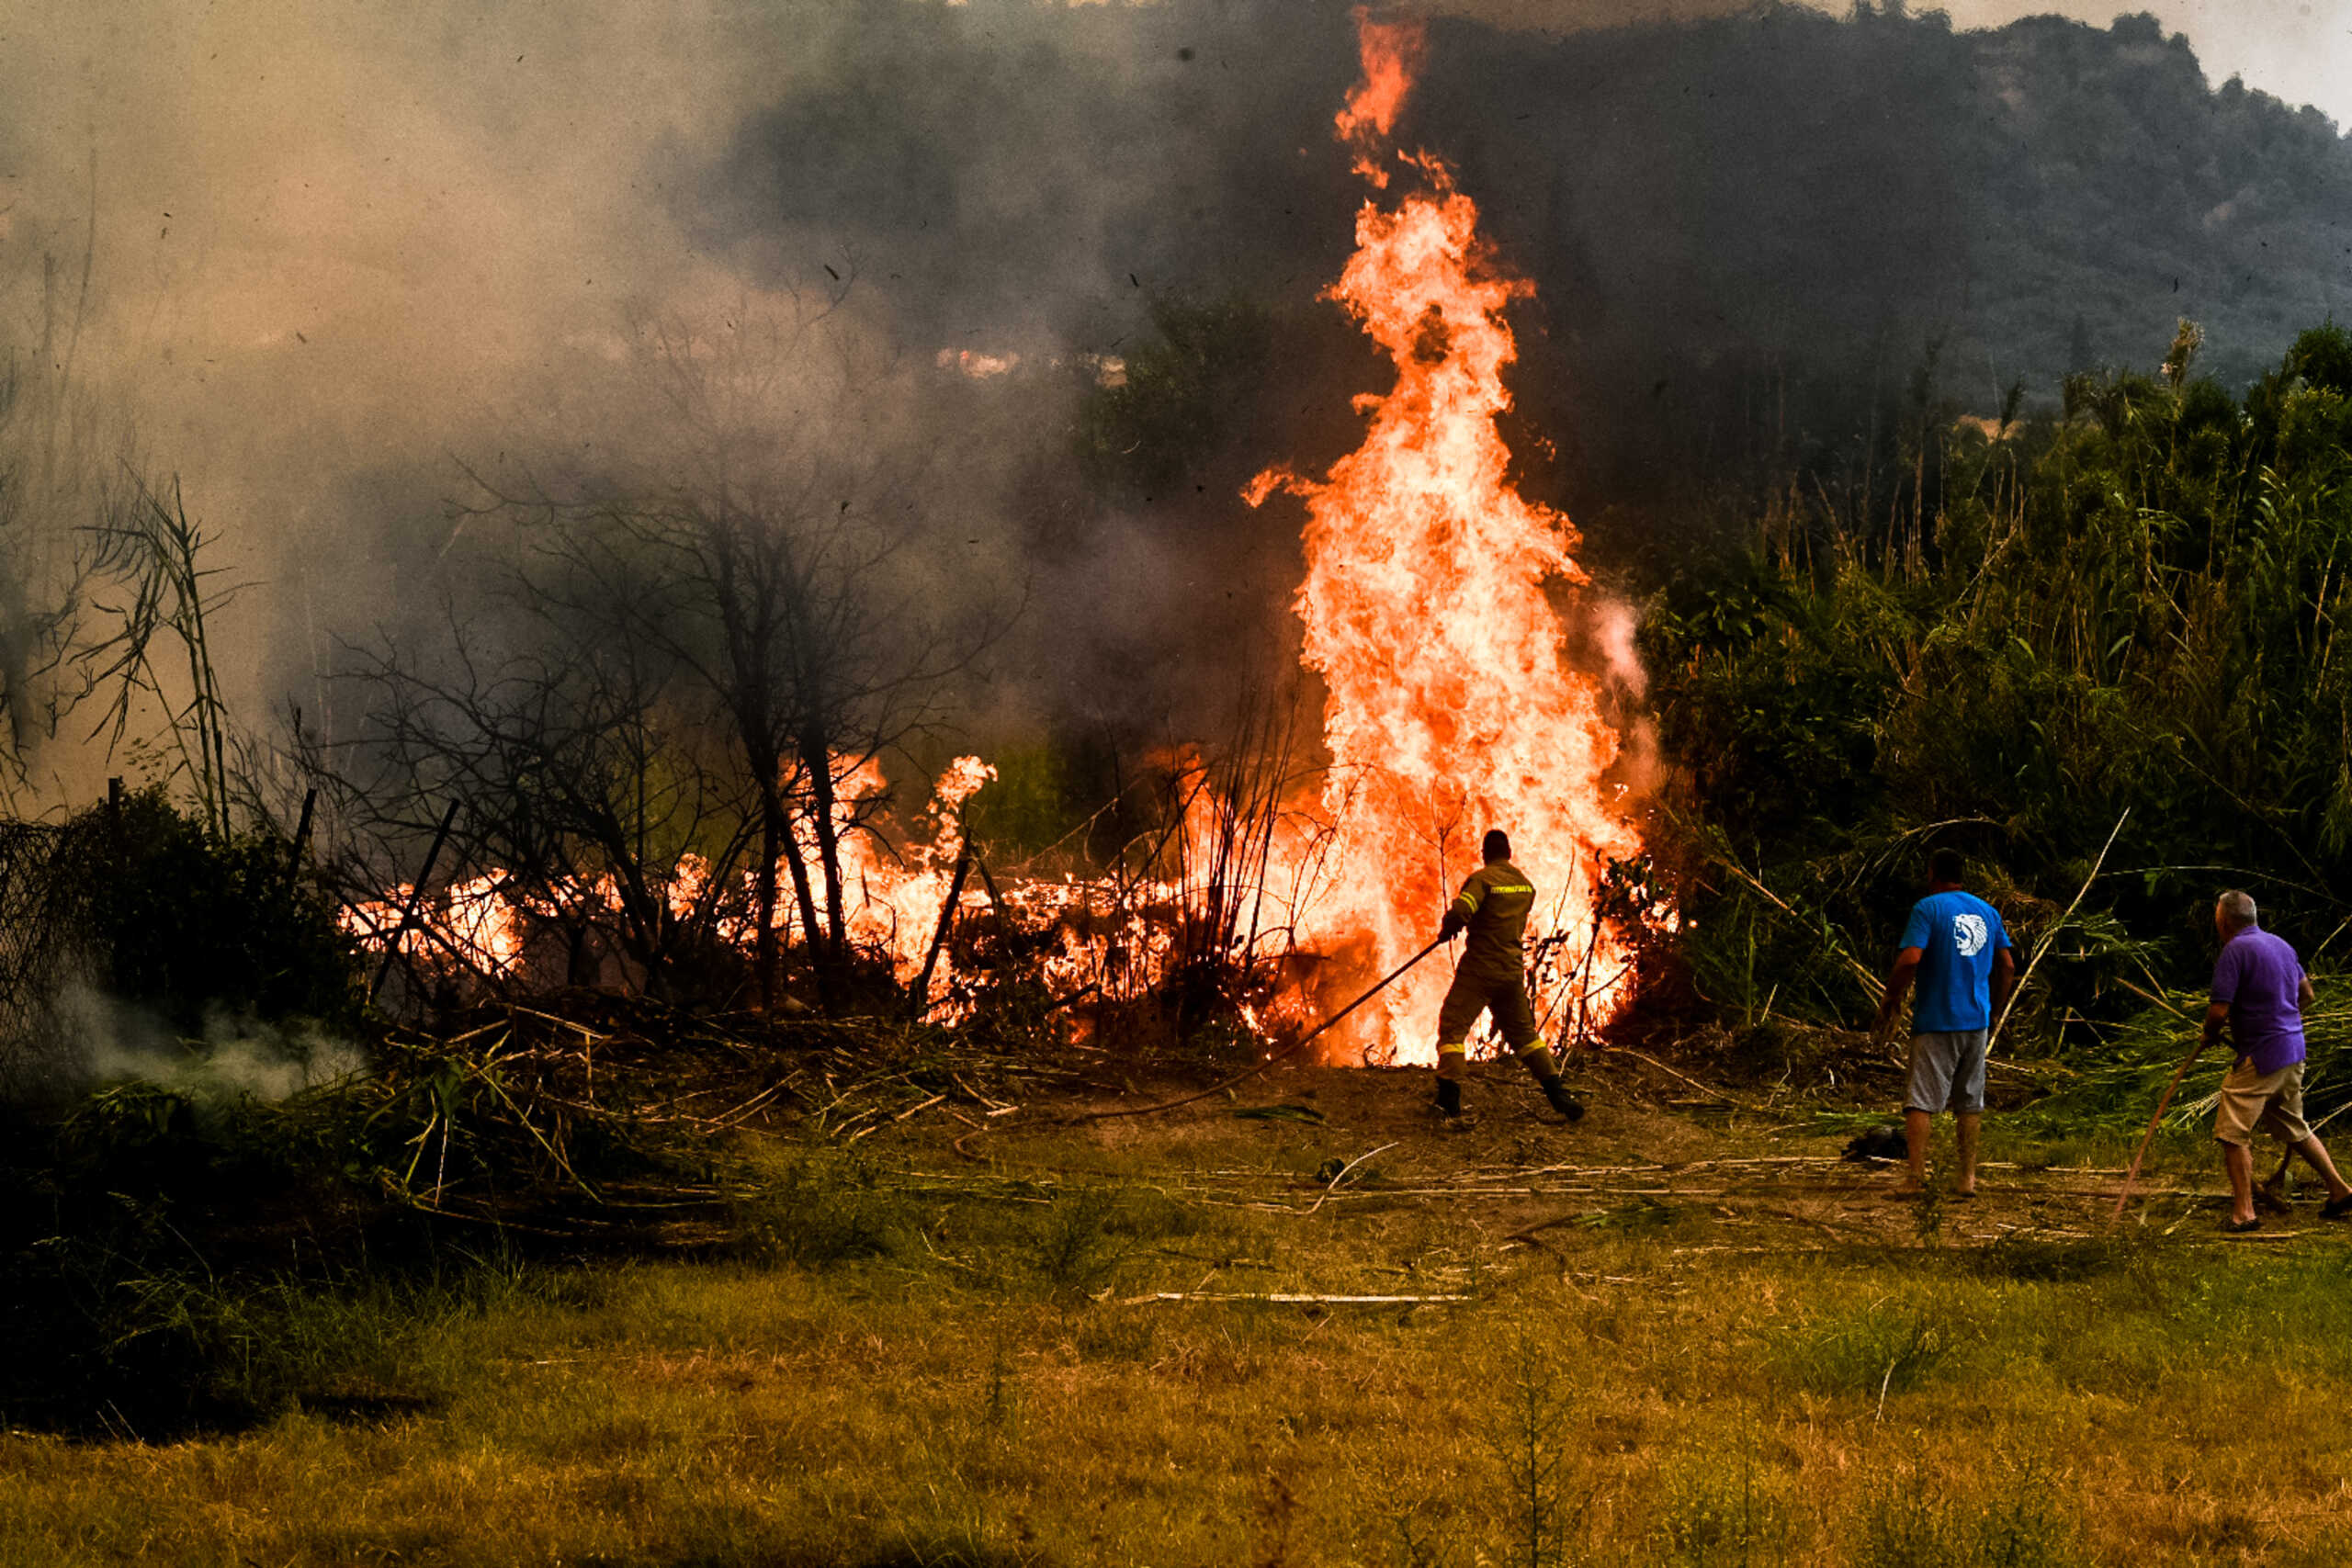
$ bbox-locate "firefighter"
[1432,829,1585,1122]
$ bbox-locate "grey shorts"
[1905,1030,1988,1115]
[2212,1059,2312,1147]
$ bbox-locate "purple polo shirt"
[2211,927,2307,1075]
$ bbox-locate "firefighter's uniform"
[1433,852,1584,1122]
[1436,861,1542,1055]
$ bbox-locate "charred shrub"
[1725,1019,1792,1077]
[75,788,362,1033]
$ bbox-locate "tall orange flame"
[1250,12,1641,1066]
[1333,10,1427,186]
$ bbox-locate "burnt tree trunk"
[780,794,829,1009]
[799,721,849,971]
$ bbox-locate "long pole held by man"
[1430,829,1586,1124]
[1873,848,2015,1196]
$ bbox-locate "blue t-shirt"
[1899,889,2011,1033]
[2211,928,2306,1075]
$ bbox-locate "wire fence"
[0,819,100,1097]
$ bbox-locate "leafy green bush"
[1645,322,2352,1036]
[1076,295,1270,497]
[741,1156,908,1269]
[1022,1186,1129,1303]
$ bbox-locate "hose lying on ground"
[1061,935,1452,1125]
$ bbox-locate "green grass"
[5,1141,2350,1566]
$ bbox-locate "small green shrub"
[1651,1437,1792,1567]
[1102,1185,1203,1242]
[1972,1465,2082,1568]
[1856,1461,2082,1568]
[742,1158,905,1269]
[1857,1471,1967,1568]
[1023,1187,1128,1303]
[1764,1302,1960,1401]
[1481,1330,1584,1568]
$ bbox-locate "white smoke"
[53,982,367,1102]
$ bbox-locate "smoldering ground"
[48,983,365,1104]
[2,0,2348,798]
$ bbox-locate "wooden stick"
[1716,855,1883,1005]
[1590,1041,1762,1111]
[286,785,318,886]
[2112,1034,2208,1221]
[1303,1141,1399,1215]
[1125,1292,1468,1306]
[370,797,462,1003]
[907,848,973,1021]
[970,854,1023,958]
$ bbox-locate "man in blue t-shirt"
[1871,848,2014,1196]
[2199,890,2352,1231]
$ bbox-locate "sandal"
[2223,1216,2262,1234]
[2323,1194,2352,1222]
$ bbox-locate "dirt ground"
[838,1046,2349,1268]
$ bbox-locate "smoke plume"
[1,0,2346,791]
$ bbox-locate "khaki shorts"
[2212,1059,2312,1147]
[1436,968,1542,1052]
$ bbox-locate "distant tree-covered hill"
[1418,4,2352,502]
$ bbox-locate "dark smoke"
[3,1,2347,790]
[678,0,2352,730]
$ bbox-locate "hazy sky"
[1939,0,2352,128]
[6,0,2340,508]
[1462,0,2352,126]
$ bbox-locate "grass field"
[5,1059,2350,1567]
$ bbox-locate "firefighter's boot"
[1517,1043,1586,1123]
[1541,1076,1587,1122]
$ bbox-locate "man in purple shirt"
[2200,890,2352,1230]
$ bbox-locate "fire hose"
[1064,933,1453,1124]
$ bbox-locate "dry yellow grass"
[4,1067,2348,1566]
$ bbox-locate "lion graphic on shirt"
[1952,912,1988,958]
